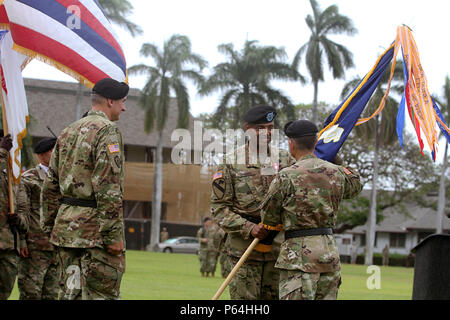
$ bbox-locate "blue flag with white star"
[315,45,395,162]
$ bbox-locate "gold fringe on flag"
[12,43,95,89]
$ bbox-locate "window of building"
[359,233,378,247]
[389,233,406,248]
[418,232,433,244]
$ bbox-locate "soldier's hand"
[251,224,269,240]
[20,247,29,258]
[0,134,13,151]
[106,241,124,256]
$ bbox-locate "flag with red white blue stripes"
[0,0,127,88]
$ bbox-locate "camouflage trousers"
[219,252,231,278]
[0,249,19,300]
[18,250,59,300]
[229,256,279,300]
[198,249,219,274]
[279,269,341,300]
[57,247,125,300]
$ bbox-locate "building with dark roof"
[24,78,214,247]
[347,196,450,256]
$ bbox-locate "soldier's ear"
[106,98,114,108]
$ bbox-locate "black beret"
[92,78,129,100]
[284,120,318,138]
[244,105,277,124]
[34,138,57,154]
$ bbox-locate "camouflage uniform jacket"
[211,143,295,262]
[196,226,208,251]
[261,155,363,273]
[41,110,125,249]
[17,164,54,251]
[0,147,28,250]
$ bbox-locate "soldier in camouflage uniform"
[259,120,363,300]
[0,131,28,300]
[41,78,128,300]
[17,138,59,300]
[197,217,212,277]
[210,105,295,300]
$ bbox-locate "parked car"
[157,236,200,254]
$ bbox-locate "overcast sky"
[22,0,450,161]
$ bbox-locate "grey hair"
[91,93,107,106]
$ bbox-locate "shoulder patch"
[212,178,226,200]
[343,167,352,175]
[108,144,120,154]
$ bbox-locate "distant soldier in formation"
[197,217,212,277]
[41,78,129,300]
[382,245,390,266]
[210,105,295,300]
[259,120,363,300]
[160,227,169,243]
[17,138,59,300]
[0,131,28,300]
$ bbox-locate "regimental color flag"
[0,30,29,183]
[315,26,450,162]
[0,0,127,88]
[315,45,395,162]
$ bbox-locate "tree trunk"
[150,130,164,251]
[365,117,379,265]
[436,142,448,234]
[312,80,319,126]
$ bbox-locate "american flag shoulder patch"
[213,171,223,180]
[108,144,120,154]
[343,167,352,175]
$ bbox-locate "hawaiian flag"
[0,0,127,88]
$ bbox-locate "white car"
[157,236,200,254]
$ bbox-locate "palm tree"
[128,34,207,250]
[98,0,143,37]
[341,61,403,265]
[434,76,450,233]
[200,40,304,129]
[293,0,357,125]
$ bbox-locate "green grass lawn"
[9,250,414,300]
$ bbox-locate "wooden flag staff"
[212,238,260,300]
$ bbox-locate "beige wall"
[123,162,215,225]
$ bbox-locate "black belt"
[60,197,97,208]
[285,228,333,239]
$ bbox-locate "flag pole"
[1,90,15,214]
[212,238,259,300]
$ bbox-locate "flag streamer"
[316,26,450,162]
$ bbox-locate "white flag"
[0,30,29,183]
